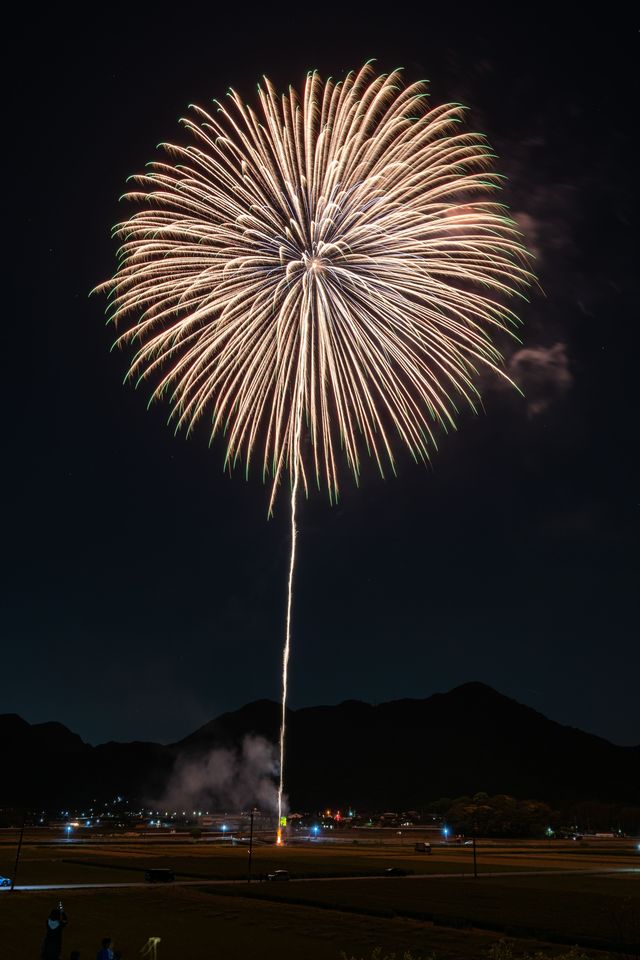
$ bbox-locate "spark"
[98,64,533,838]
[140,938,161,959]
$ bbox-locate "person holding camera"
[39,903,68,960]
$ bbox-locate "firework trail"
[98,63,532,836]
[278,360,304,842]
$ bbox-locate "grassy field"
[0,886,617,960]
[2,835,637,886]
[217,872,640,953]
[1,836,637,957]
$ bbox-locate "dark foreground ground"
[0,885,629,960]
[1,835,638,958]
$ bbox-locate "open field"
[2,832,638,886]
[0,885,620,960]
[217,872,640,953]
[1,835,638,956]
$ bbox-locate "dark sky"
[6,10,637,747]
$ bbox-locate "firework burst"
[102,63,531,508]
[99,62,533,835]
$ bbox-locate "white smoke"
[507,342,573,416]
[155,736,285,814]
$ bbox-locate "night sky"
[6,11,637,747]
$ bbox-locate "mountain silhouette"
[1,683,637,809]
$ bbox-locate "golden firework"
[100,63,531,513]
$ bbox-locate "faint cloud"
[512,183,578,269]
[514,211,542,260]
[507,342,573,416]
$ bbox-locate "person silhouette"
[95,938,117,960]
[40,906,68,960]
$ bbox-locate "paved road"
[3,865,638,893]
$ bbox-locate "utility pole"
[472,827,478,879]
[248,807,255,883]
[10,810,26,892]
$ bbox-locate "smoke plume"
[507,342,573,416]
[154,736,285,814]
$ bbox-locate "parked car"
[383,867,412,877]
[144,868,175,883]
[266,869,290,881]
[0,876,11,887]
[414,842,432,854]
